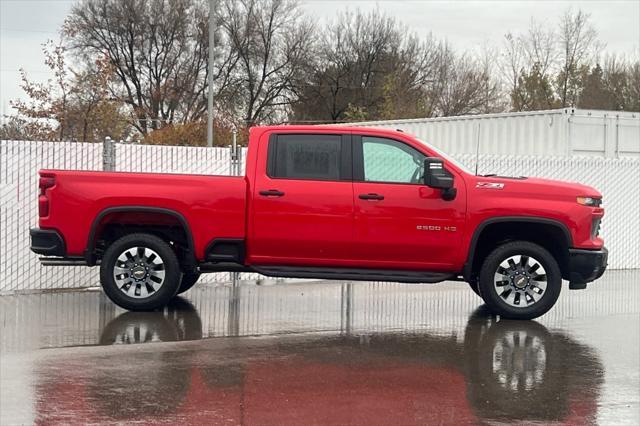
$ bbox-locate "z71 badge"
[476,182,505,189]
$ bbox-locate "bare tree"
[500,32,527,110]
[10,40,131,142]
[64,0,238,135]
[523,19,558,77]
[500,10,603,111]
[501,19,558,112]
[556,10,603,107]
[292,9,439,122]
[220,0,314,126]
[297,9,404,122]
[378,34,442,119]
[430,44,502,116]
[476,43,508,113]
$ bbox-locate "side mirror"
[424,158,453,189]
[424,158,456,201]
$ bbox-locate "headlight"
[577,196,602,207]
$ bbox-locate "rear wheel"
[478,241,561,320]
[100,233,181,311]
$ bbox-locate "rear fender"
[85,206,195,266]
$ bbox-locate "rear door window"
[268,134,347,181]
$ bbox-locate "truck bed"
[39,170,247,260]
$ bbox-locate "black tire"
[177,271,201,294]
[478,241,561,320]
[100,233,182,311]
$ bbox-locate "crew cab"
[30,126,608,319]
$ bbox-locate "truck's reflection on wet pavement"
[33,304,604,424]
[1,270,638,424]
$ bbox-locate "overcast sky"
[1,0,639,117]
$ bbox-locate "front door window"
[361,137,425,184]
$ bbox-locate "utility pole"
[206,0,216,147]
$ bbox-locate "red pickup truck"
[30,126,607,319]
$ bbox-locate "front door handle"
[359,193,384,201]
[259,189,285,197]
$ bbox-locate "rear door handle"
[359,193,384,201]
[259,189,285,197]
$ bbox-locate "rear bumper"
[568,247,608,284]
[30,228,65,256]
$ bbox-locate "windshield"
[415,137,474,175]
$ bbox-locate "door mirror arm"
[441,187,457,201]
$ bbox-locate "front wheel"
[478,241,562,320]
[100,233,182,311]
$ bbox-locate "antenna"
[474,122,481,176]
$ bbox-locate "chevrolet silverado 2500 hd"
[30,126,607,319]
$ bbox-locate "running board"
[199,262,253,273]
[39,257,92,266]
[252,265,456,283]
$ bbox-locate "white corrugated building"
[349,108,640,157]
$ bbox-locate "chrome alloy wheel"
[493,255,547,308]
[113,247,166,299]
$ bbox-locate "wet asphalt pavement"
[1,270,639,425]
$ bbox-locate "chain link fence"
[1,139,638,293]
[1,139,245,293]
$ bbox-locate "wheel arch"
[85,206,195,266]
[463,217,572,281]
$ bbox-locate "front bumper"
[568,247,608,285]
[30,228,65,256]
